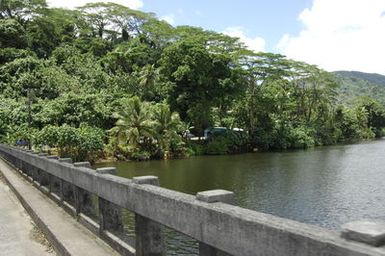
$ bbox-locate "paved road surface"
[0,174,55,256]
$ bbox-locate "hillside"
[335,71,385,86]
[334,71,385,106]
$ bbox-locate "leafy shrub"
[130,149,151,161]
[1,124,37,147]
[205,130,249,155]
[205,136,229,155]
[35,124,105,162]
[289,127,315,149]
[254,123,315,150]
[187,143,205,156]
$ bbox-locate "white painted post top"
[341,220,385,246]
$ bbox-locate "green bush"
[1,124,37,147]
[187,143,205,156]
[206,136,229,155]
[289,127,315,149]
[130,149,151,161]
[35,124,105,162]
[253,123,315,150]
[205,130,249,155]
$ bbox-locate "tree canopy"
[1,1,384,160]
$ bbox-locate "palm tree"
[138,64,159,88]
[153,103,184,157]
[137,64,160,101]
[110,96,154,151]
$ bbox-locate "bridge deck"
[0,158,119,256]
[0,174,54,256]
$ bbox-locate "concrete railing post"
[31,153,47,186]
[196,190,235,256]
[46,156,58,192]
[17,156,25,173]
[96,167,124,234]
[30,152,46,184]
[38,155,57,191]
[58,158,73,202]
[73,162,95,217]
[32,165,40,184]
[22,151,35,177]
[23,161,32,178]
[341,220,385,247]
[133,176,165,256]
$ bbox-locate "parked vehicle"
[204,127,244,139]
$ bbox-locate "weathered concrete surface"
[0,174,54,256]
[196,189,235,204]
[196,190,234,256]
[342,220,385,246]
[133,176,164,256]
[0,158,119,256]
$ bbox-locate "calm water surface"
[96,139,385,254]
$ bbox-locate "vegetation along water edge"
[1,1,385,162]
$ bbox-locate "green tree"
[0,56,42,97]
[109,96,154,159]
[35,92,112,129]
[356,97,385,137]
[78,2,112,38]
[0,48,34,65]
[105,3,153,41]
[26,8,83,57]
[152,103,185,158]
[0,0,46,23]
[159,38,236,135]
[334,105,374,142]
[0,18,28,48]
[35,124,104,162]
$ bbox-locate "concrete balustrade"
[73,162,95,217]
[132,176,164,256]
[1,144,385,256]
[341,220,385,247]
[196,189,235,256]
[96,167,124,236]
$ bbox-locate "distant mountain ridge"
[334,71,385,106]
[334,71,385,87]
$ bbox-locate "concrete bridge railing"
[1,144,385,256]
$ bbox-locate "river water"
[96,139,385,253]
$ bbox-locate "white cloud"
[160,14,175,25]
[223,26,265,53]
[47,0,143,9]
[277,0,385,74]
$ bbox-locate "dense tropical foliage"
[1,0,385,161]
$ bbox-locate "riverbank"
[93,136,383,164]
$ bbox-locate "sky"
[47,0,385,75]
